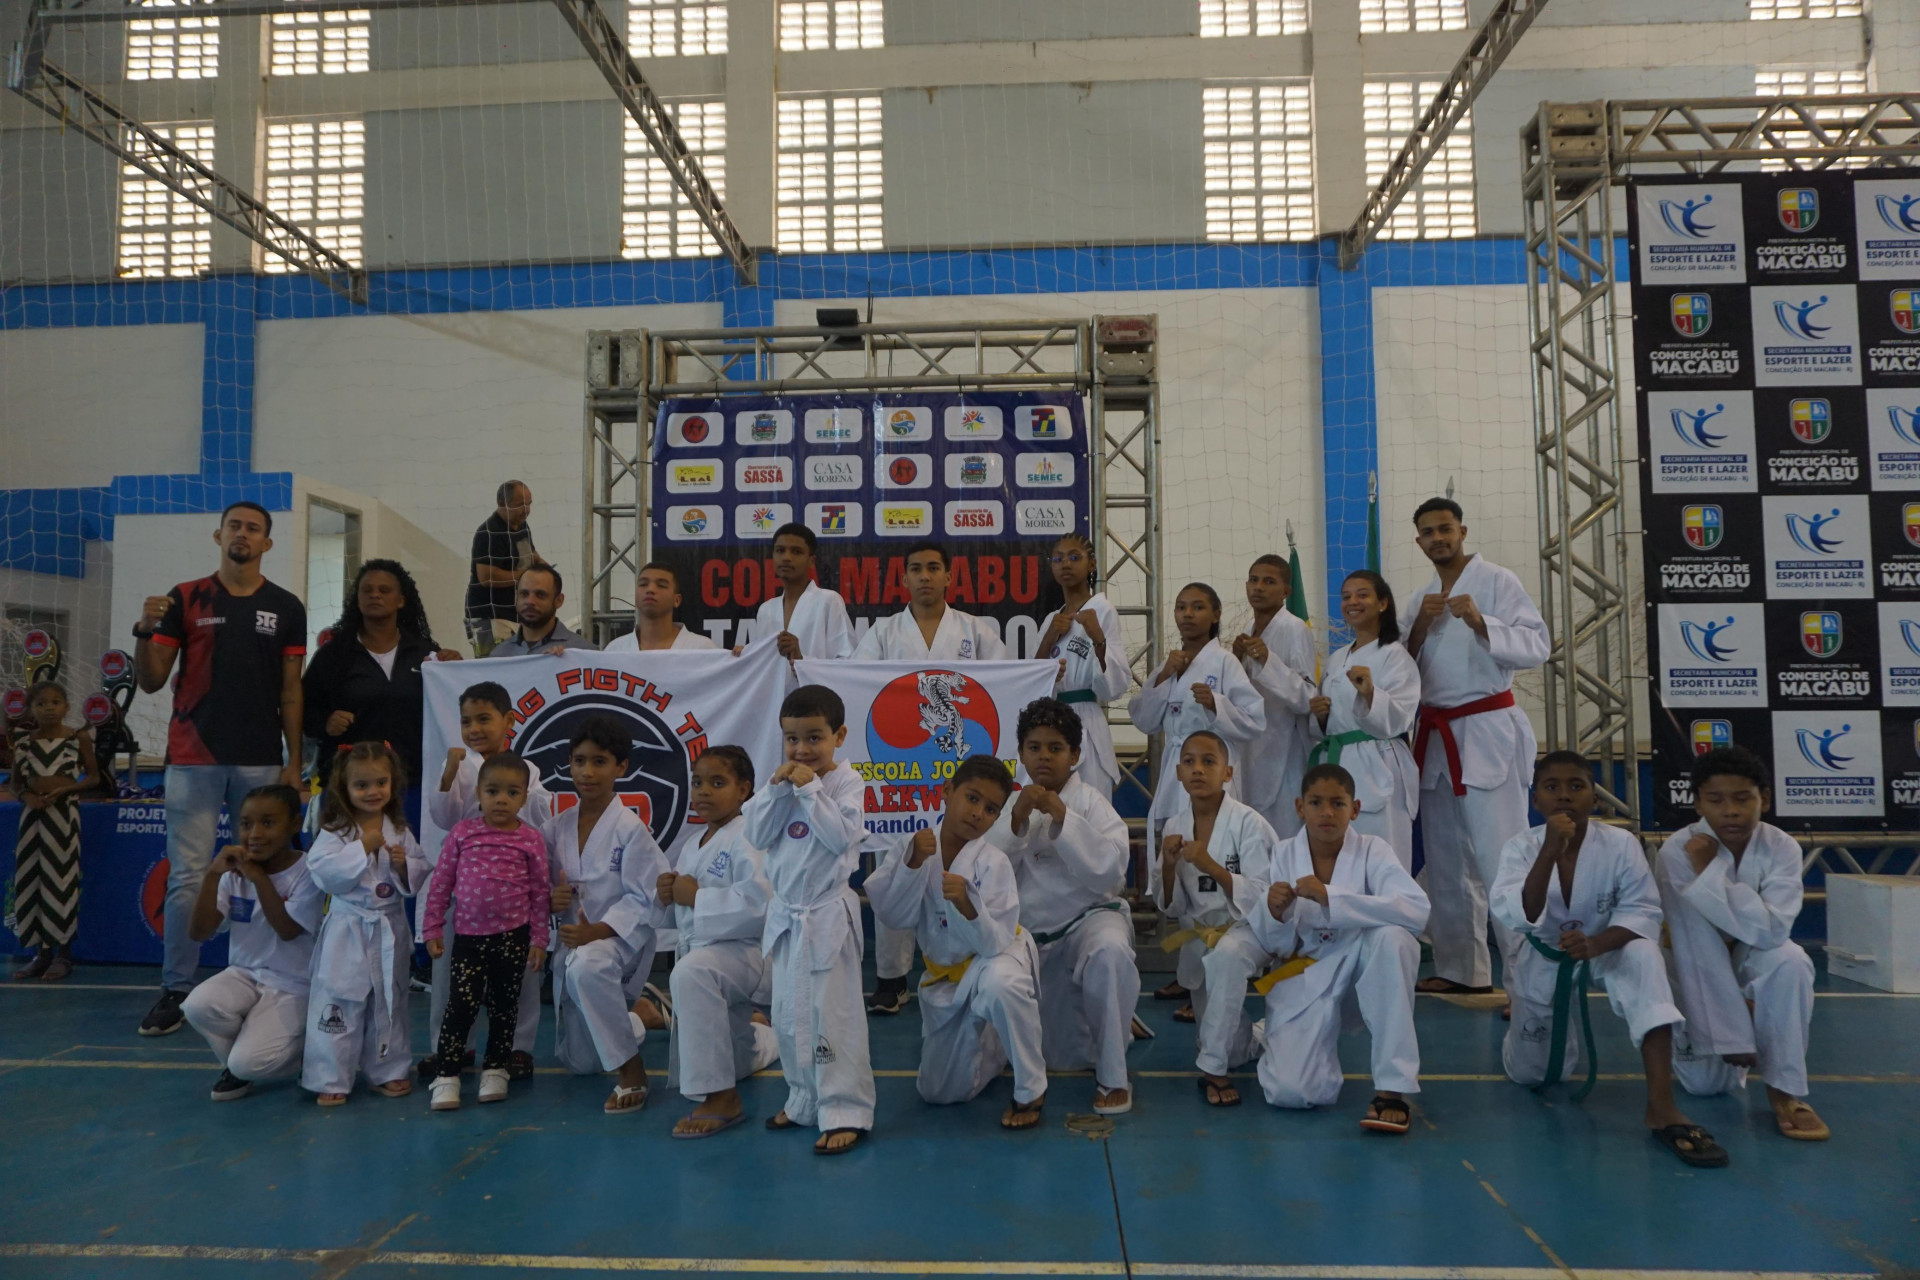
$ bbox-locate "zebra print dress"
[11,733,82,947]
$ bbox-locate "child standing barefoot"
[183,785,324,1099]
[11,683,98,982]
[302,742,427,1105]
[422,752,550,1111]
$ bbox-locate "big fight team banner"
[650,393,1091,657]
[420,646,786,860]
[1630,172,1920,830]
[796,658,1058,846]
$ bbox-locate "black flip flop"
[1171,1003,1196,1023]
[1416,977,1493,994]
[1197,1076,1240,1107]
[1360,1094,1411,1134]
[672,1110,747,1139]
[815,1127,865,1155]
[765,1112,802,1131]
[1652,1123,1729,1168]
[1001,1097,1046,1130]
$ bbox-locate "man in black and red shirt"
[131,500,306,1035]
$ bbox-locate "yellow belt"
[1160,923,1230,953]
[1251,954,1317,995]
[920,928,1022,987]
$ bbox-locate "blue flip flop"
[673,1109,748,1139]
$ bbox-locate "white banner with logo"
[794,658,1059,845]
[420,645,787,860]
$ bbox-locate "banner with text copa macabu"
[648,392,1092,658]
[1630,170,1920,831]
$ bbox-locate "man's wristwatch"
[132,622,156,641]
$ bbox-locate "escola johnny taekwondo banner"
[649,392,1092,658]
[795,657,1058,848]
[1631,172,1920,831]
[420,646,786,862]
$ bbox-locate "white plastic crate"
[1824,874,1920,994]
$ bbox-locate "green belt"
[1306,729,1376,770]
[1526,932,1598,1103]
[1057,689,1098,706]
[1031,900,1125,947]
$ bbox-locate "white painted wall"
[0,324,203,487]
[253,301,723,632]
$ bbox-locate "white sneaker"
[478,1068,510,1104]
[429,1076,461,1111]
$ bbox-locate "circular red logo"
[100,650,132,679]
[23,630,51,658]
[84,694,113,725]
[142,858,170,937]
[787,821,810,840]
[683,415,710,444]
[889,457,918,485]
[3,689,26,719]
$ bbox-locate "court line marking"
[0,1058,1911,1086]
[0,1245,1882,1278]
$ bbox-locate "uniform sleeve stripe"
[148,634,183,649]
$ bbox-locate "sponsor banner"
[1635,183,1747,283]
[1770,710,1883,818]
[1745,176,1855,280]
[1633,285,1750,388]
[793,658,1057,844]
[1871,492,1920,596]
[652,393,1090,653]
[1860,283,1920,380]
[422,648,786,862]
[1655,603,1768,707]
[1760,493,1872,598]
[1764,601,1879,707]
[1886,713,1920,817]
[1644,494,1761,599]
[1648,709,1771,826]
[1854,178,1920,280]
[1646,391,1757,493]
[1865,388,1920,488]
[1750,284,1860,386]
[1879,601,1920,707]
[1755,390,1867,492]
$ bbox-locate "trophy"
[22,628,61,688]
[93,648,141,796]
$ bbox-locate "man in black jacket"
[467,481,537,656]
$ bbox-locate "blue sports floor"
[1,956,1914,1280]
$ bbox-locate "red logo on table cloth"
[787,821,810,840]
[142,859,170,937]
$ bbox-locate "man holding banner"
[850,542,1010,1014]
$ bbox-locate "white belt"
[766,889,856,1052]
[328,894,406,1061]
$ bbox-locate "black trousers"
[437,924,530,1074]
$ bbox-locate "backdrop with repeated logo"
[649,393,1092,657]
[1631,172,1920,830]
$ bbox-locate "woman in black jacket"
[303,559,462,807]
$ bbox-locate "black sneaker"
[138,989,189,1036]
[866,976,911,1016]
[416,1054,441,1081]
[210,1069,251,1101]
[507,1050,535,1081]
[409,964,433,993]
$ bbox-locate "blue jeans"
[163,764,282,991]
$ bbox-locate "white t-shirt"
[218,856,327,995]
[370,646,399,678]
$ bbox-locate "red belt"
[1414,690,1517,796]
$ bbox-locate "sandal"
[1651,1123,1730,1168]
[814,1128,865,1155]
[1775,1102,1830,1142]
[316,1093,349,1107]
[1198,1076,1240,1107]
[40,955,72,982]
[766,1111,803,1131]
[673,1109,747,1139]
[1152,980,1188,1001]
[1171,1003,1196,1023]
[604,1083,648,1115]
[373,1079,413,1098]
[1001,1096,1046,1130]
[1360,1094,1411,1134]
[1093,1087,1133,1116]
[1129,1015,1156,1041]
